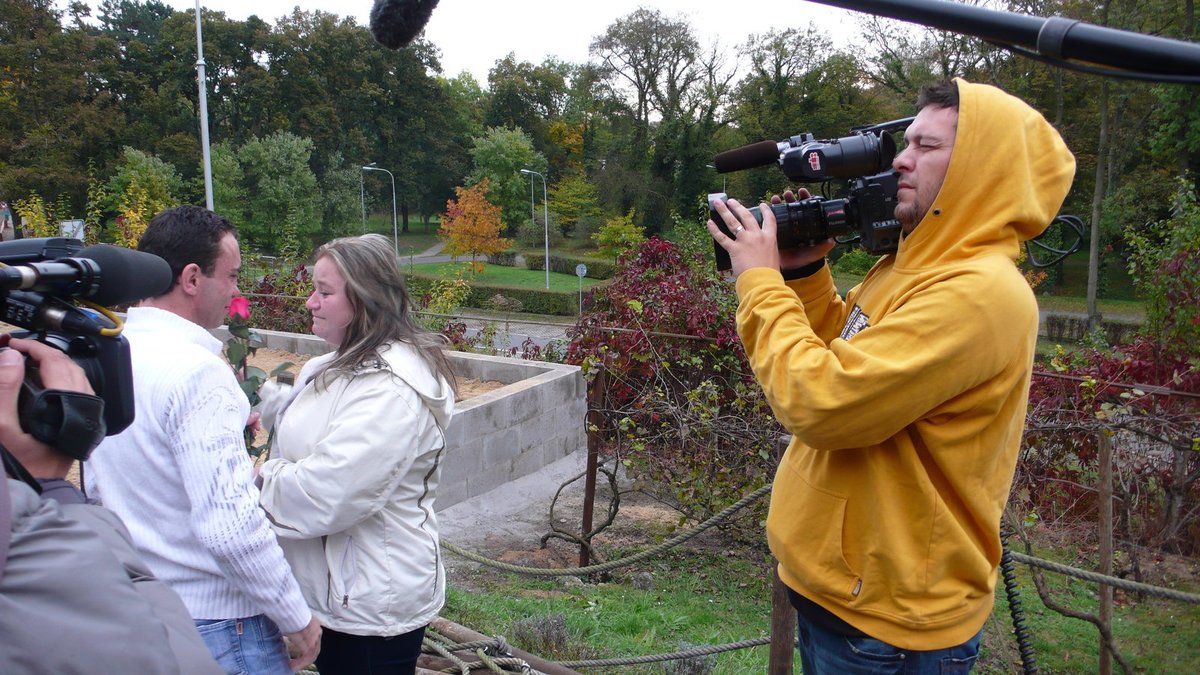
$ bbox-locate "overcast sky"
[66,0,869,84]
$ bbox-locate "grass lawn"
[361,213,442,256]
[444,531,1199,674]
[409,261,605,293]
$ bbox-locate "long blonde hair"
[311,234,456,392]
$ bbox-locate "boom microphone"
[369,0,439,50]
[0,244,173,307]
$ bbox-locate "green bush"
[832,247,881,276]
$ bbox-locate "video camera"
[707,118,913,271]
[0,237,172,464]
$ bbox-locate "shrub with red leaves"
[567,237,783,523]
[1022,337,1200,554]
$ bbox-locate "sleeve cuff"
[781,259,827,280]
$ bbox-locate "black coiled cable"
[1001,530,1039,674]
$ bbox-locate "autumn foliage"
[440,179,511,272]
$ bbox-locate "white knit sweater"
[84,307,311,633]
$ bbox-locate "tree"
[465,127,546,233]
[591,209,645,260]
[440,179,511,271]
[237,131,320,252]
[318,151,361,239]
[548,173,602,237]
[104,147,181,244]
[210,142,247,223]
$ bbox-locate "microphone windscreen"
[75,245,173,306]
[713,140,782,173]
[370,0,439,50]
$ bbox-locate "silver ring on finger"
[733,224,745,234]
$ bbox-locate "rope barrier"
[558,637,772,669]
[441,484,771,576]
[1010,551,1200,604]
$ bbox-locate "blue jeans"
[194,615,292,675]
[796,611,981,674]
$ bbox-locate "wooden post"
[1098,432,1113,675]
[579,365,605,568]
[769,565,795,674]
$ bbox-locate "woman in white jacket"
[258,234,457,675]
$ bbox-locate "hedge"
[524,253,617,280]
[405,273,583,316]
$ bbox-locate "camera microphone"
[0,244,173,307]
[712,132,897,182]
[369,0,439,49]
[713,140,784,174]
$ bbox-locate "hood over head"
[897,78,1076,269]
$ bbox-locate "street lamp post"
[520,169,549,290]
[705,163,726,193]
[193,1,214,210]
[359,169,366,233]
[362,163,398,255]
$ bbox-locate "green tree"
[210,142,247,223]
[466,127,546,234]
[237,131,320,251]
[592,209,645,260]
[1125,181,1200,356]
[319,151,362,239]
[105,146,181,224]
[548,174,603,237]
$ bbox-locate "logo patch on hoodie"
[840,305,870,341]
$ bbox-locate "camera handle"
[17,362,106,462]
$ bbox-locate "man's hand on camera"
[771,188,837,270]
[284,617,322,671]
[707,187,836,279]
[0,335,94,479]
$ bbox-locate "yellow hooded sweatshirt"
[734,79,1076,650]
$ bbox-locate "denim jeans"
[796,611,982,675]
[194,615,292,675]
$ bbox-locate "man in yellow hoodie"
[708,79,1075,672]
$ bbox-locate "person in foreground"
[708,79,1075,673]
[0,335,222,674]
[258,233,457,675]
[85,206,320,673]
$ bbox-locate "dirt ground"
[246,347,504,400]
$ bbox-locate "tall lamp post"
[519,169,549,289]
[359,168,366,233]
[362,163,398,255]
[193,1,214,210]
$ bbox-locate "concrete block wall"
[220,328,587,511]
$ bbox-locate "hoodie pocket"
[767,467,861,601]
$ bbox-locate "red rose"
[228,296,250,321]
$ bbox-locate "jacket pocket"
[767,466,861,601]
[326,535,359,610]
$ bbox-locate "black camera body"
[709,121,911,271]
[0,238,136,458]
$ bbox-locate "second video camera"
[708,120,912,271]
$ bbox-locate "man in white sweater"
[85,206,321,674]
